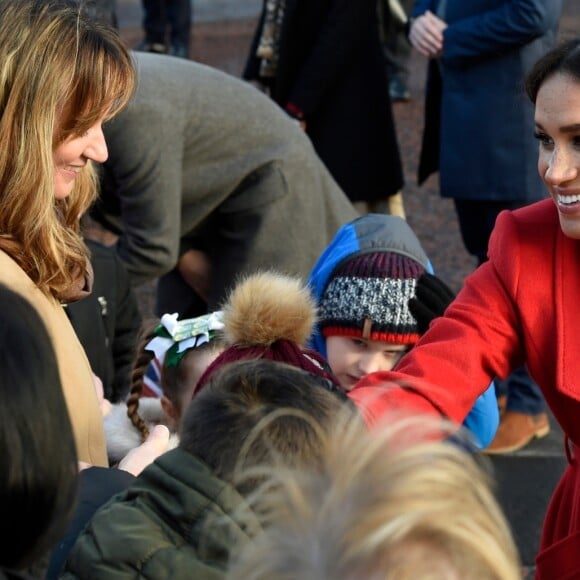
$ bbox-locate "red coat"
[350,199,580,577]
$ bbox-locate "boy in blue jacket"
[308,213,498,448]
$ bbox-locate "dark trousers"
[156,200,266,318]
[495,366,546,415]
[142,0,191,47]
[156,268,207,319]
[453,198,529,265]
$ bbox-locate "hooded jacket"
[307,214,498,448]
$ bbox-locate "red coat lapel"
[555,229,580,400]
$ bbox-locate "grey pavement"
[488,412,566,568]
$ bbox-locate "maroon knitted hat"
[193,271,341,397]
[193,339,338,397]
[319,252,426,345]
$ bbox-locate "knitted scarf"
[256,0,286,78]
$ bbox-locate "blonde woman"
[228,416,521,579]
[0,0,135,465]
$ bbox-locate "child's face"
[326,336,409,391]
[176,346,224,415]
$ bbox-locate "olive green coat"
[62,448,259,579]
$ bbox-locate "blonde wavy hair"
[228,415,521,580]
[0,0,135,299]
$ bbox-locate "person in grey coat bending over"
[94,51,357,317]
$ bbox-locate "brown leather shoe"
[483,411,550,455]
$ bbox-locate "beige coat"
[0,250,107,466]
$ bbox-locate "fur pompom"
[222,271,316,347]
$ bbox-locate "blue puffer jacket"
[307,214,498,448]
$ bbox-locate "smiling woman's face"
[52,118,108,200]
[535,72,580,239]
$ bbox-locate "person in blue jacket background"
[308,213,498,448]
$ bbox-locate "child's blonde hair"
[228,415,521,579]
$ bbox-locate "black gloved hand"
[408,273,456,335]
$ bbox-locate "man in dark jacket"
[410,0,562,263]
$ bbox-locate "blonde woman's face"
[535,73,580,239]
[52,119,108,199]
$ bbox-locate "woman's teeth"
[558,194,580,205]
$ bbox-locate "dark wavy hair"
[526,37,580,103]
[0,284,78,570]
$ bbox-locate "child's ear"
[160,396,178,430]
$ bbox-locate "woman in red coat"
[349,38,580,578]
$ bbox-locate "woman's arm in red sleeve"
[349,209,526,428]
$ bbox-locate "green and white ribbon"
[145,311,224,368]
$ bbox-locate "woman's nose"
[84,125,108,164]
[544,147,577,185]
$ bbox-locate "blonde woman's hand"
[117,424,171,476]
